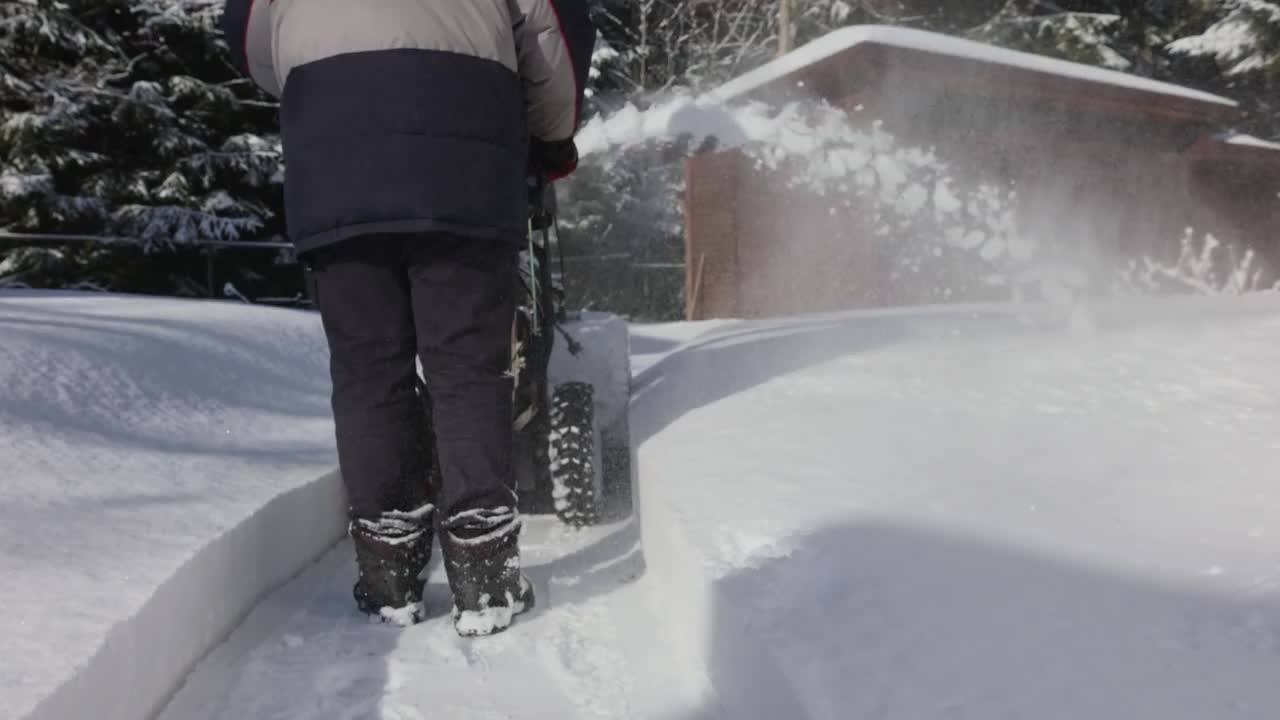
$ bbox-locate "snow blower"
[416,173,632,527]
[415,0,626,527]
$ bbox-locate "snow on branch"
[112,204,264,249]
[1118,229,1279,296]
[1167,0,1280,76]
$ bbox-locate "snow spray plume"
[571,90,1031,319]
[853,48,1280,310]
[569,77,1278,325]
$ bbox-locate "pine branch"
[236,98,280,109]
[100,51,151,85]
[856,0,928,24]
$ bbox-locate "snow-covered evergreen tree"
[582,32,630,120]
[590,0,780,95]
[1169,0,1280,75]
[557,138,690,320]
[1168,0,1280,136]
[0,0,287,297]
[964,1,1279,137]
[975,8,1142,72]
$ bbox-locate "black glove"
[530,137,579,179]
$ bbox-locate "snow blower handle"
[526,133,577,231]
[526,167,557,232]
[530,136,578,179]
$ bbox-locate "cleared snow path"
[161,313,711,720]
[159,517,711,720]
[630,295,1280,720]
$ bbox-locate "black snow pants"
[308,233,517,523]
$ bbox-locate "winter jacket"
[221,0,594,254]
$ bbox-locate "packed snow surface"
[629,294,1280,719]
[0,291,338,720]
[7,288,1280,719]
[162,293,1280,719]
[712,25,1239,108]
[159,517,697,720]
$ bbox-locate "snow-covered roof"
[1188,132,1280,172]
[1219,132,1280,152]
[712,25,1238,110]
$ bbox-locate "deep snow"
[0,291,340,720]
[158,517,709,720]
[161,292,1280,720]
[9,289,1280,719]
[629,294,1280,719]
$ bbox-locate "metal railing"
[0,231,689,318]
[0,230,305,305]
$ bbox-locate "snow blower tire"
[549,381,600,527]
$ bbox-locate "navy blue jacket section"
[220,0,252,76]
[550,0,596,126]
[280,49,530,255]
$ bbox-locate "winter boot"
[439,507,535,637]
[350,504,434,626]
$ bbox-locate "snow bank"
[713,24,1238,108]
[630,295,1280,719]
[59,292,1280,719]
[0,291,343,720]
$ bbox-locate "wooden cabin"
[684,26,1280,320]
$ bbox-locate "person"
[221,0,594,636]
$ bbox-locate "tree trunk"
[778,0,793,56]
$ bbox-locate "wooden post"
[687,252,707,321]
[205,246,216,298]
